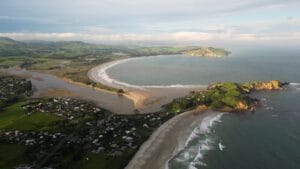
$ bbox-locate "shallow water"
[2,68,135,114]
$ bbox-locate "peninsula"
[164,80,288,113]
[183,47,231,57]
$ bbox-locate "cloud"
[219,0,299,14]
[1,31,300,45]
[1,0,299,22]
[81,26,114,34]
[1,32,208,42]
[0,15,58,24]
[0,0,299,48]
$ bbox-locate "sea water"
[107,47,300,169]
[167,86,300,169]
[107,48,300,86]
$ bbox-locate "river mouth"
[1,68,137,114]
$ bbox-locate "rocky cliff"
[242,80,288,92]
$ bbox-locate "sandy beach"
[87,58,206,113]
[125,108,216,169]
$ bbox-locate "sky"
[0,0,300,46]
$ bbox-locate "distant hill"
[0,37,20,44]
[0,37,27,46]
[0,37,32,56]
[0,37,177,58]
[183,47,231,58]
[0,37,115,58]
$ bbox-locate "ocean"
[106,47,300,169]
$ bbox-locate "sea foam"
[290,83,300,90]
[166,112,225,169]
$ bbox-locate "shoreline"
[60,76,150,110]
[2,66,204,114]
[125,107,213,169]
[87,56,207,90]
[1,66,149,112]
[87,57,207,112]
[36,56,207,112]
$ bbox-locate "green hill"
[0,37,20,44]
[0,37,32,56]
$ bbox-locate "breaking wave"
[290,83,300,90]
[166,113,225,169]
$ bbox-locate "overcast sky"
[0,0,300,46]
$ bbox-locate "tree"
[117,89,125,96]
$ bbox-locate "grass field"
[0,101,62,131]
[0,57,27,68]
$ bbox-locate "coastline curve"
[87,56,208,91]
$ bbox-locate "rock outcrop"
[235,101,248,110]
[242,80,288,92]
